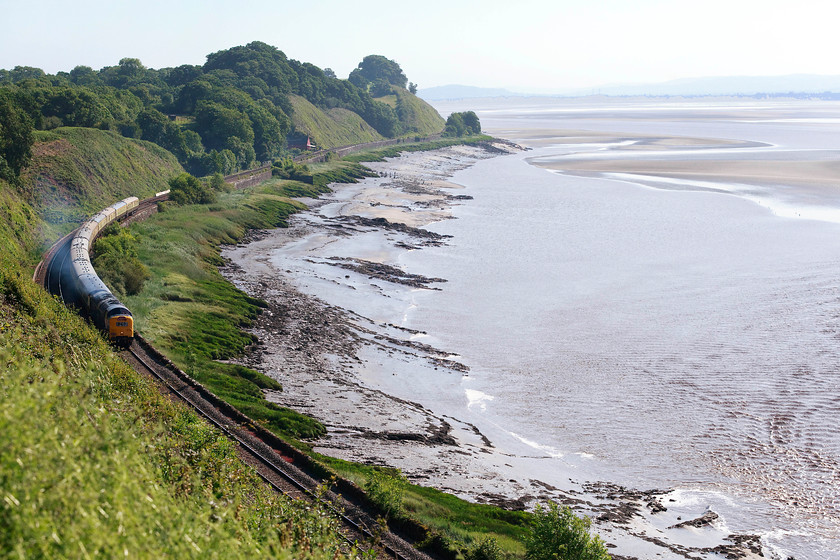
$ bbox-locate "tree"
[0,89,35,183]
[168,172,216,205]
[524,502,610,560]
[193,100,254,151]
[408,82,418,94]
[464,537,505,560]
[370,78,393,97]
[348,55,408,90]
[444,111,481,137]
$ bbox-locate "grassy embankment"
[376,86,449,138]
[0,128,352,559]
[23,127,183,244]
[290,86,446,151]
[289,94,387,149]
[121,164,376,442]
[119,138,533,558]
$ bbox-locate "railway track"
[36,192,435,560]
[124,337,424,559]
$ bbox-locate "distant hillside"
[420,74,840,101]
[23,127,182,242]
[389,86,446,135]
[289,95,386,149]
[418,84,523,100]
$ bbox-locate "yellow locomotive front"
[108,314,134,347]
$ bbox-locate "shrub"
[465,536,506,560]
[168,172,216,205]
[443,111,481,137]
[92,224,150,296]
[365,469,407,519]
[524,502,610,560]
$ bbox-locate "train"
[66,196,139,347]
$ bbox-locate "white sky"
[2,0,838,92]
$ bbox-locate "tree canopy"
[348,55,408,91]
[0,89,34,184]
[444,111,481,137]
[0,42,438,177]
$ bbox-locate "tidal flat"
[224,99,840,560]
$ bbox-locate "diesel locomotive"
[66,196,139,347]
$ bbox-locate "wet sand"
[534,155,840,189]
[221,142,767,560]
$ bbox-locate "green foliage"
[465,536,507,560]
[137,107,189,157]
[444,111,482,137]
[0,88,35,183]
[365,469,408,519]
[92,223,151,296]
[209,172,230,192]
[3,42,439,175]
[348,54,408,90]
[0,185,346,560]
[272,157,311,181]
[168,172,217,205]
[524,502,610,560]
[193,100,255,151]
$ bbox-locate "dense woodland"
[0,43,440,180]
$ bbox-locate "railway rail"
[124,336,427,559]
[35,193,433,560]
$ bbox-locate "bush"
[271,157,311,181]
[92,224,150,296]
[365,469,407,519]
[465,536,506,560]
[168,172,216,205]
[524,502,610,560]
[443,111,481,137]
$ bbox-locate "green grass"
[391,86,447,136]
[315,455,531,558]
[23,127,183,244]
[120,156,546,559]
[289,95,387,149]
[123,181,328,441]
[0,175,350,559]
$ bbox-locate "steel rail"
[125,343,406,559]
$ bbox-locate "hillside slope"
[23,127,183,244]
[0,130,347,559]
[289,95,386,149]
[391,86,446,136]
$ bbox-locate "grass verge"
[0,180,351,559]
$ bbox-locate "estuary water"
[239,99,840,559]
[417,99,840,558]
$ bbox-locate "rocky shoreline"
[220,143,767,560]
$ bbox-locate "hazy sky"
[2,0,838,92]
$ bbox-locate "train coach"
[66,196,139,347]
